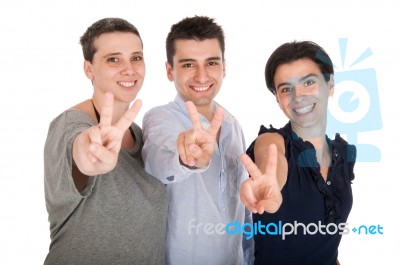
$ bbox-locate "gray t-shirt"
[44,110,168,265]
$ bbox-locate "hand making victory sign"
[240,144,283,214]
[177,101,224,169]
[73,92,142,176]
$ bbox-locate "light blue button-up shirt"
[142,95,253,265]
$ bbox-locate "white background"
[1,0,398,264]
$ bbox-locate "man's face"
[166,39,225,112]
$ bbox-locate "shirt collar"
[173,94,234,126]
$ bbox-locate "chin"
[121,94,138,103]
[190,98,210,106]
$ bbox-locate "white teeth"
[118,81,135,87]
[192,86,210,92]
[294,104,314,114]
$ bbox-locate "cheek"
[279,100,294,116]
[276,96,287,109]
[176,72,189,85]
[137,65,146,76]
[277,101,283,110]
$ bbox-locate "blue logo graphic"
[226,220,349,240]
[327,38,382,162]
[351,224,383,235]
[224,221,384,239]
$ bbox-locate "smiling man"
[142,16,253,265]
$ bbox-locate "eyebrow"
[177,56,222,64]
[207,56,223,61]
[276,73,319,90]
[102,51,143,59]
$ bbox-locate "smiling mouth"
[191,85,211,92]
[118,81,136,88]
[293,103,315,114]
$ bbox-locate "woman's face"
[274,58,334,130]
[84,32,145,104]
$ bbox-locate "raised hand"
[177,101,223,169]
[239,144,282,214]
[73,92,142,176]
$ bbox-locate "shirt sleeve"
[44,111,97,228]
[142,107,207,184]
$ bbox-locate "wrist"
[179,157,198,169]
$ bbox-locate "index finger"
[99,92,114,128]
[185,101,203,131]
[114,99,142,132]
[240,153,263,179]
[207,106,223,137]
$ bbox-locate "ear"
[328,74,335,96]
[84,60,94,81]
[166,62,174,82]
[223,60,226,78]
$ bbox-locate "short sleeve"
[44,110,97,231]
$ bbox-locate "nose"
[193,66,208,83]
[293,85,305,102]
[121,61,136,76]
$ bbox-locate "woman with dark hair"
[240,40,356,265]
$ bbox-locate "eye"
[278,86,293,94]
[304,79,315,86]
[207,61,219,66]
[107,57,119,63]
[131,55,143,61]
[182,63,194,68]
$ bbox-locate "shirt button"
[327,181,331,186]
[223,208,226,212]
[221,188,225,192]
[221,168,225,173]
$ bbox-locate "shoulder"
[213,102,244,137]
[45,110,95,152]
[49,109,94,130]
[48,99,95,128]
[142,101,188,134]
[255,131,285,155]
[213,101,236,122]
[143,101,180,120]
[256,123,289,147]
[332,133,357,163]
[246,124,286,161]
[256,131,284,146]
